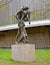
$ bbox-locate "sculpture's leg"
[16,25,27,43]
[17,34,24,43]
[16,21,28,43]
[21,26,28,43]
[16,27,21,42]
[16,25,24,43]
[23,26,28,42]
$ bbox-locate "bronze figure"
[15,7,31,43]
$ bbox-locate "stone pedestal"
[11,44,35,62]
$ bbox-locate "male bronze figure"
[15,7,31,43]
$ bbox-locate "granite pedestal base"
[11,44,35,62]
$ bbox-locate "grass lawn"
[0,49,50,65]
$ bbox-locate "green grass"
[0,49,50,65]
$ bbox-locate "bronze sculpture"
[15,7,31,43]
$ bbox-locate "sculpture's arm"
[15,11,21,21]
[15,14,19,21]
[27,12,31,24]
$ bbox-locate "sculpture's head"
[21,6,29,14]
[22,7,29,11]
